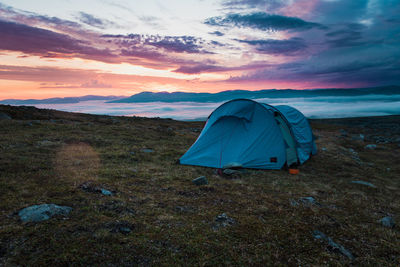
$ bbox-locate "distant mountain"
[109,85,400,103]
[0,95,122,105]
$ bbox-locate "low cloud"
[26,95,400,120]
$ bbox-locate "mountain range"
[1,86,400,105]
[109,85,400,103]
[0,95,121,105]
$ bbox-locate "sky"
[1,0,400,99]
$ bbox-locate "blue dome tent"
[179,99,317,169]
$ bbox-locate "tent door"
[274,115,298,166]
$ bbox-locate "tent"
[179,99,317,169]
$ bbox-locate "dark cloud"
[102,34,211,54]
[77,12,114,29]
[236,37,307,55]
[209,31,225,36]
[0,20,115,61]
[227,56,400,87]
[221,0,286,12]
[173,62,271,74]
[205,12,325,31]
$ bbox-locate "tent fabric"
[179,99,316,169]
[273,105,317,164]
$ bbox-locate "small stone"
[365,144,377,150]
[351,180,376,188]
[0,112,11,120]
[290,199,299,207]
[192,176,208,186]
[141,148,154,153]
[299,196,320,206]
[379,216,395,228]
[213,213,236,230]
[313,230,355,260]
[352,134,364,141]
[339,129,348,137]
[101,188,113,196]
[119,227,132,234]
[37,140,55,146]
[18,204,72,223]
[222,162,242,169]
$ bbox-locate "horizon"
[2,85,400,101]
[1,1,400,99]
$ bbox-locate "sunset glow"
[1,0,399,99]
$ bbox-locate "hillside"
[0,104,399,266]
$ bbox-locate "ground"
[0,104,399,266]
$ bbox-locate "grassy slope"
[0,104,399,266]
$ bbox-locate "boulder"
[192,176,208,186]
[18,204,72,223]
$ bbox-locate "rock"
[351,180,376,188]
[321,147,327,151]
[313,230,355,260]
[352,134,364,141]
[0,112,11,120]
[289,199,299,207]
[222,162,242,169]
[101,188,113,196]
[339,129,348,137]
[107,221,134,235]
[192,176,208,186]
[213,213,236,230]
[80,181,113,196]
[18,204,72,223]
[299,196,320,206]
[140,148,154,153]
[348,148,362,163]
[37,140,55,146]
[222,169,241,175]
[365,144,377,150]
[379,216,395,228]
[190,128,201,133]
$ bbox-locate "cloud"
[173,62,272,74]
[236,38,307,55]
[139,16,163,29]
[102,34,212,54]
[205,12,325,31]
[81,80,112,88]
[221,0,286,12]
[209,31,225,36]
[0,20,116,62]
[76,12,114,29]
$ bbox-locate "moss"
[0,104,399,265]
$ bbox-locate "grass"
[0,104,399,266]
